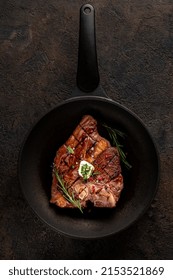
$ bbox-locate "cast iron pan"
[19,4,159,239]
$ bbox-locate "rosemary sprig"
[53,167,83,213]
[103,123,132,169]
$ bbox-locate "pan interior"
[19,97,159,239]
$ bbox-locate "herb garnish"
[92,171,100,177]
[67,146,74,154]
[78,160,95,181]
[53,167,83,213]
[80,164,92,181]
[103,124,132,169]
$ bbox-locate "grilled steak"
[50,115,124,209]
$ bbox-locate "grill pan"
[19,4,159,239]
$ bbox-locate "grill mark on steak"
[50,115,124,209]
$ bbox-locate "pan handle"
[76,4,100,92]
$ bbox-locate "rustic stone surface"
[0,0,173,259]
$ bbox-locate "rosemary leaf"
[53,167,83,213]
[67,146,74,154]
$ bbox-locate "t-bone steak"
[50,115,124,209]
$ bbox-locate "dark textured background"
[0,0,173,259]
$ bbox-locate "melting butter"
[78,160,94,180]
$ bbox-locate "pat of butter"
[78,160,95,180]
